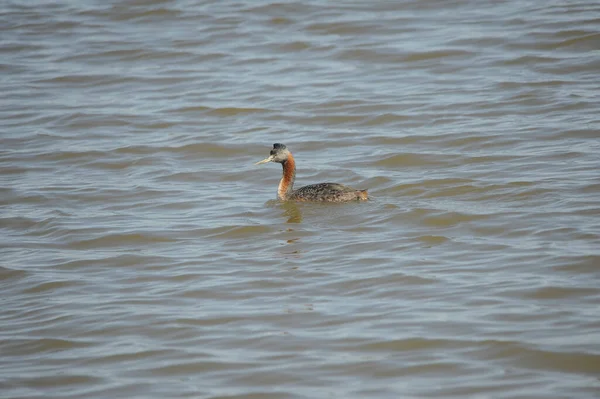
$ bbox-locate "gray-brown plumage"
[255,143,368,202]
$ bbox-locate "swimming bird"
[255,143,368,202]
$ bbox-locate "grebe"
[255,143,369,202]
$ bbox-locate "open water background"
[1,1,599,398]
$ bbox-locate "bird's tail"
[357,189,369,200]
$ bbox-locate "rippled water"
[2,1,600,398]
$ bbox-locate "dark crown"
[273,143,287,150]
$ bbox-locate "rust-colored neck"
[278,153,296,200]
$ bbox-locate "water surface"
[1,1,599,398]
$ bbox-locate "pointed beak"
[255,155,274,165]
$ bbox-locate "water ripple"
[1,1,599,398]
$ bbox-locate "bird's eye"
[270,151,275,155]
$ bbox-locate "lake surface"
[1,1,599,398]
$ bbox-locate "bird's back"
[290,183,368,202]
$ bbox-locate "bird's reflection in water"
[265,199,303,224]
[280,201,302,258]
[264,200,303,259]
[281,201,302,224]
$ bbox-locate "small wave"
[374,153,454,168]
[206,225,273,239]
[23,280,84,294]
[0,266,28,282]
[359,337,468,352]
[2,337,92,355]
[482,341,600,376]
[414,235,449,245]
[69,232,177,249]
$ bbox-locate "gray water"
[1,1,600,398]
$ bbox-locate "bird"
[255,143,368,202]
